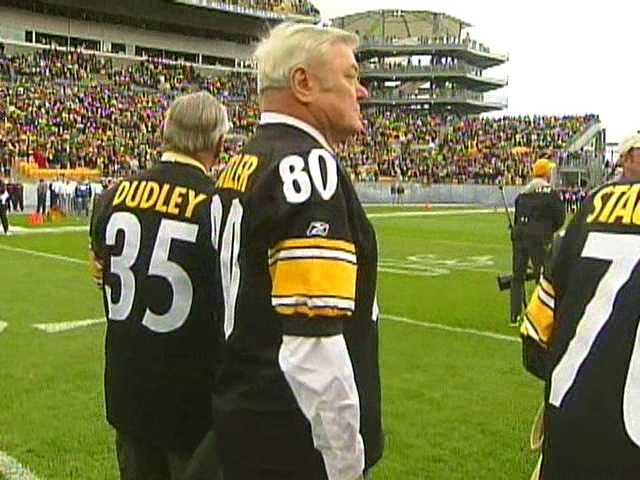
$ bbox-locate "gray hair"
[254,22,359,94]
[162,91,230,156]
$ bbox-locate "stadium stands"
[198,0,320,17]
[0,48,597,185]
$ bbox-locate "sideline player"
[521,133,640,478]
[90,92,227,480]
[211,23,383,480]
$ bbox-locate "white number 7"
[549,232,640,445]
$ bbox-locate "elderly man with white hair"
[617,132,640,179]
[90,91,229,480]
[208,22,383,480]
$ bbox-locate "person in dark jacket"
[510,158,565,325]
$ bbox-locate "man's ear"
[290,66,314,104]
[214,137,224,161]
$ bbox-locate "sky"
[311,0,639,144]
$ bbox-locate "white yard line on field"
[381,314,519,343]
[8,226,88,235]
[2,241,517,343]
[0,245,86,265]
[32,318,105,333]
[33,315,518,343]
[0,321,7,334]
[0,451,42,480]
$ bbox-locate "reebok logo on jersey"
[306,222,330,237]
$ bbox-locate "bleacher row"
[0,48,597,185]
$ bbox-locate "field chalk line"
[0,245,86,265]
[0,451,41,480]
[381,314,518,343]
[33,318,105,333]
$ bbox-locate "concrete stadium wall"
[355,183,522,206]
[0,7,252,59]
[16,182,522,213]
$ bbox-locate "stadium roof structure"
[331,9,509,115]
[332,10,471,41]
[0,0,311,43]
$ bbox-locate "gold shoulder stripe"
[525,287,554,344]
[275,305,353,318]
[540,276,555,297]
[269,247,357,267]
[270,258,356,305]
[89,250,103,288]
[520,317,544,346]
[537,287,555,310]
[271,238,356,256]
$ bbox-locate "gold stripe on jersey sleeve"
[524,286,554,345]
[274,305,352,318]
[89,250,103,288]
[270,257,357,300]
[270,238,356,259]
[540,276,555,298]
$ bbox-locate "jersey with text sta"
[90,157,223,451]
[540,179,640,474]
[211,122,383,468]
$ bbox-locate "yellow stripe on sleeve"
[525,286,555,345]
[274,305,353,318]
[540,276,555,298]
[89,250,103,288]
[270,258,356,300]
[270,238,356,259]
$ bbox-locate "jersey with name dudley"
[212,122,383,469]
[90,153,223,451]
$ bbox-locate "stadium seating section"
[0,48,597,184]
[205,0,320,16]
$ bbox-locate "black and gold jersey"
[211,119,383,469]
[90,152,223,451]
[522,179,640,475]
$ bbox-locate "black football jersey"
[210,121,383,469]
[523,179,640,476]
[90,153,223,451]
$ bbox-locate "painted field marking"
[29,314,518,344]
[33,318,105,333]
[378,254,503,277]
[0,321,7,334]
[7,225,88,236]
[0,451,42,480]
[381,314,519,344]
[0,245,86,265]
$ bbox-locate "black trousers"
[214,409,328,480]
[510,237,546,321]
[37,195,47,214]
[0,206,8,233]
[115,431,191,480]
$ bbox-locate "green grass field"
[0,207,542,479]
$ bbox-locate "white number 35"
[279,149,338,204]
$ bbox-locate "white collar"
[259,112,334,153]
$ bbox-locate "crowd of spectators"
[339,110,597,185]
[0,47,597,186]
[203,0,319,17]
